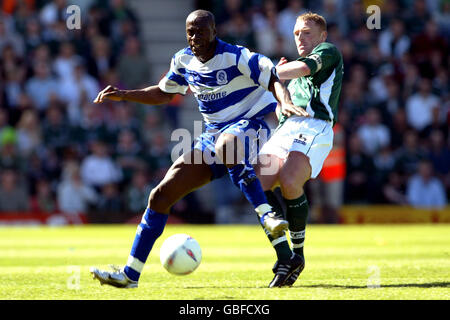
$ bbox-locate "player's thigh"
[255,153,284,191]
[148,149,213,213]
[215,118,269,166]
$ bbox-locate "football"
[160,233,202,275]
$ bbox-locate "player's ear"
[321,31,327,42]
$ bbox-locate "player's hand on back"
[93,85,124,103]
[281,102,310,118]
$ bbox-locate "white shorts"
[259,116,333,178]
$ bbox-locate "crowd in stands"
[0,0,448,223]
[0,0,167,222]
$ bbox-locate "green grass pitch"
[0,224,449,300]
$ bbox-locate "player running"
[90,10,304,288]
[255,12,344,287]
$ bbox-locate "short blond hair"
[297,12,327,31]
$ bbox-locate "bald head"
[186,10,215,27]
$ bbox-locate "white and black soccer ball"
[160,234,202,275]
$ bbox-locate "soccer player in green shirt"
[256,12,344,287]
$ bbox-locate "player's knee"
[279,157,311,194]
[147,185,172,213]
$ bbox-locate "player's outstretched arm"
[276,57,311,80]
[93,85,175,105]
[268,74,309,118]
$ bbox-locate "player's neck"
[196,38,217,64]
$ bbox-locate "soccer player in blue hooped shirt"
[90,10,305,288]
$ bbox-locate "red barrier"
[0,212,88,226]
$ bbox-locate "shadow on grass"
[299,282,450,289]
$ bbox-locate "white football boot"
[262,211,289,238]
[90,265,138,288]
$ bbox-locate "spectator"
[368,64,394,104]
[15,109,42,157]
[0,18,25,56]
[409,19,448,78]
[2,49,27,117]
[114,129,146,183]
[421,106,448,141]
[23,17,44,55]
[24,60,59,112]
[433,0,450,37]
[86,36,116,79]
[405,0,431,36]
[376,79,404,125]
[71,103,110,153]
[345,135,375,204]
[357,107,391,156]
[125,170,151,215]
[53,41,82,82]
[41,104,72,157]
[94,183,124,223]
[344,0,366,36]
[427,130,450,183]
[252,0,281,59]
[382,172,408,205]
[107,0,139,39]
[80,140,122,188]
[394,130,428,179]
[39,0,69,29]
[58,61,100,119]
[406,160,447,209]
[146,131,172,172]
[406,78,440,131]
[57,162,98,214]
[0,169,29,212]
[31,178,57,213]
[107,102,140,141]
[0,127,25,171]
[140,109,167,149]
[221,12,256,50]
[117,36,150,89]
[378,19,410,59]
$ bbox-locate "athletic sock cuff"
[283,194,307,208]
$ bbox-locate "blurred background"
[0,0,448,226]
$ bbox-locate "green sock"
[259,190,292,261]
[284,193,308,257]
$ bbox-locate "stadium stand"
[0,0,448,225]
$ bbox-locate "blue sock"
[228,163,272,217]
[124,208,168,281]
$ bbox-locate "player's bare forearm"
[276,61,311,80]
[121,86,176,105]
[269,74,309,118]
[268,75,293,106]
[94,85,175,105]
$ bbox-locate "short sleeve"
[158,54,189,95]
[298,43,339,76]
[238,47,278,91]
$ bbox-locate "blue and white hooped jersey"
[158,38,277,127]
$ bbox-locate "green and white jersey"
[279,42,343,127]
